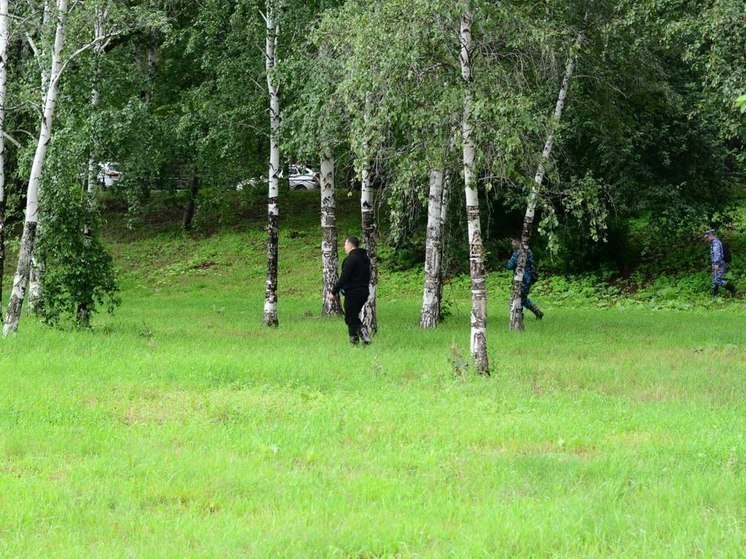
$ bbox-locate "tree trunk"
[262,0,280,327]
[438,172,451,306]
[420,169,445,328]
[509,33,581,331]
[29,0,52,311]
[358,96,378,334]
[360,165,378,335]
[4,0,67,336]
[28,251,44,314]
[3,222,37,335]
[320,149,341,316]
[0,0,8,318]
[182,168,199,231]
[460,9,488,374]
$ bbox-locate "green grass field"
[1,192,744,557]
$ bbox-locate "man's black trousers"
[343,289,369,337]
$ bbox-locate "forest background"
[0,1,744,555]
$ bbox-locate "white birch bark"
[460,9,488,374]
[438,171,451,304]
[360,162,377,333]
[28,0,58,314]
[420,168,445,328]
[4,0,67,336]
[28,251,44,313]
[0,0,8,316]
[40,1,51,94]
[509,32,582,331]
[320,149,341,316]
[262,0,280,327]
[360,100,377,334]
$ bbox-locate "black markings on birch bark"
[3,222,37,336]
[320,152,341,316]
[4,0,67,334]
[460,9,489,374]
[262,1,280,327]
[420,169,445,328]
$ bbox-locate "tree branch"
[16,128,37,141]
[25,32,39,58]
[51,29,123,87]
[3,131,22,148]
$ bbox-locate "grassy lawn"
[1,192,744,557]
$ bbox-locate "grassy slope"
[0,191,744,557]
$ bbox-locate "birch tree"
[4,0,68,335]
[4,0,123,335]
[359,166,378,333]
[460,7,488,374]
[316,45,342,317]
[509,32,583,331]
[359,99,378,334]
[26,1,53,315]
[0,0,8,317]
[420,169,447,328]
[262,0,280,327]
[320,148,341,315]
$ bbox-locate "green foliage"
[35,192,121,327]
[35,140,121,328]
[655,0,746,161]
[3,0,745,302]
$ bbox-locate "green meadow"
[1,192,744,557]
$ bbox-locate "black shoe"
[359,326,372,345]
[532,307,544,320]
[349,336,360,345]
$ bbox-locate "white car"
[288,164,319,190]
[236,165,319,191]
[97,162,122,188]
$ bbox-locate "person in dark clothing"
[704,229,737,297]
[506,238,543,319]
[329,236,372,344]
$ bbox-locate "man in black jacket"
[329,236,372,344]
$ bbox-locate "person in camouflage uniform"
[506,238,544,319]
[704,229,737,297]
